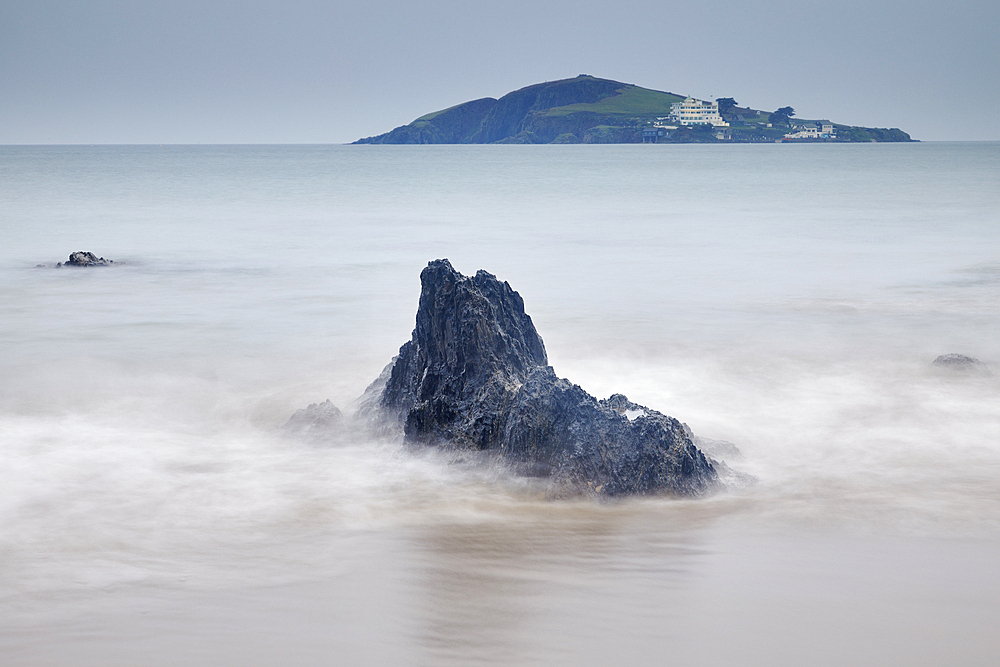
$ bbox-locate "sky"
[2,0,998,143]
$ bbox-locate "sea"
[2,142,999,666]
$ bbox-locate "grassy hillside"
[543,84,684,118]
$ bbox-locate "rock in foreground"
[353,259,719,497]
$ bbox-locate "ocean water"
[1,143,999,665]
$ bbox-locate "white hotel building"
[666,98,729,127]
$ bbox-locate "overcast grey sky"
[2,0,997,143]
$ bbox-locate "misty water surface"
[1,143,998,666]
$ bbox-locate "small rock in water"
[694,435,743,462]
[932,354,984,369]
[282,399,344,440]
[57,251,114,267]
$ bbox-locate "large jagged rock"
[355,259,719,497]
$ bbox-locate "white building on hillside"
[667,98,729,126]
[784,121,836,140]
[784,124,820,139]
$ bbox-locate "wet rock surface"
[347,259,720,497]
[57,251,114,267]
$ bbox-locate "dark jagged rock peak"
[57,251,114,267]
[356,259,719,497]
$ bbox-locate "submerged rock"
[282,399,344,440]
[58,251,114,267]
[932,353,989,377]
[691,432,743,462]
[932,354,983,369]
[351,259,719,497]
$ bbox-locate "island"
[354,75,914,144]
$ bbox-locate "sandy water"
[2,143,999,665]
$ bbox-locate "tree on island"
[716,97,738,115]
[770,106,795,127]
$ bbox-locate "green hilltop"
[540,83,684,118]
[354,75,913,144]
